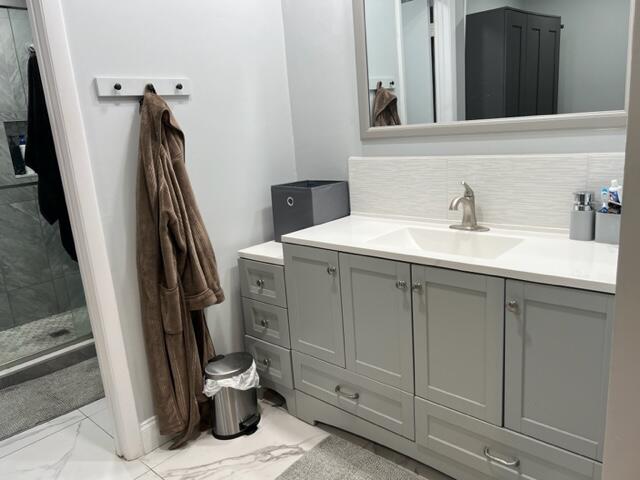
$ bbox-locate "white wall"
[282,0,627,181]
[401,0,435,124]
[523,0,630,114]
[603,2,640,477]
[60,0,296,422]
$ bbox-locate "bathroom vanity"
[239,215,617,480]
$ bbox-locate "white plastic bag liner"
[203,360,260,398]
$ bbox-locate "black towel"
[25,53,77,261]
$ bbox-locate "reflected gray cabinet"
[412,266,504,425]
[339,253,413,392]
[284,244,345,367]
[505,281,614,461]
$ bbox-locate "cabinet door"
[413,266,504,425]
[284,244,345,367]
[521,13,561,116]
[340,254,413,392]
[504,9,528,117]
[505,281,613,461]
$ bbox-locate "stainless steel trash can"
[205,353,260,439]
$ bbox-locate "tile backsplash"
[349,153,625,230]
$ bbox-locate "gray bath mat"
[277,435,422,480]
[0,357,104,441]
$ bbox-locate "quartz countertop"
[281,215,618,294]
[238,240,283,265]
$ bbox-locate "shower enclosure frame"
[26,0,145,460]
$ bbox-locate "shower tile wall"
[0,7,85,332]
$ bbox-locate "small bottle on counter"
[569,191,595,241]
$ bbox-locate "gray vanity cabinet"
[339,253,414,392]
[505,281,614,461]
[284,244,345,367]
[412,266,505,425]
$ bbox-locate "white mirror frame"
[353,0,635,139]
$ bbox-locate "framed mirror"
[353,0,633,138]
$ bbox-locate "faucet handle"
[461,181,475,198]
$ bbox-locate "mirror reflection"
[363,0,631,126]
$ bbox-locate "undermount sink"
[367,227,523,260]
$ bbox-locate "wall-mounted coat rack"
[95,77,191,98]
[368,77,395,90]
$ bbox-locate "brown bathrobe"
[136,90,225,449]
[372,81,401,127]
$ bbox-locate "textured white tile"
[349,157,448,220]
[449,154,589,228]
[349,154,625,230]
[587,153,626,203]
[79,397,108,417]
[0,409,85,460]
[146,404,328,480]
[0,417,149,480]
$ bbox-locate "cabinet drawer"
[293,351,414,440]
[242,298,290,348]
[239,258,286,307]
[415,397,601,480]
[245,336,293,389]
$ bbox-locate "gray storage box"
[271,180,350,242]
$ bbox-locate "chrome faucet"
[449,181,489,232]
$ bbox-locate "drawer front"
[239,258,287,307]
[415,397,601,480]
[245,336,293,389]
[293,351,414,440]
[242,298,290,348]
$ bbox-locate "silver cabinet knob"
[327,265,337,275]
[335,385,359,400]
[507,300,519,313]
[259,318,269,328]
[255,279,265,288]
[412,282,423,292]
[395,280,408,290]
[483,446,520,467]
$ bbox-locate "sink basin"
[367,227,523,260]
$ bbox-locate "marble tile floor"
[0,306,90,366]
[0,399,451,480]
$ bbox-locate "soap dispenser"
[569,191,595,241]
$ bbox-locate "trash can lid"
[205,352,254,381]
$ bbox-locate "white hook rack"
[95,77,191,98]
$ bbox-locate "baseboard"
[139,416,173,454]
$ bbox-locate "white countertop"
[281,215,618,294]
[238,240,283,265]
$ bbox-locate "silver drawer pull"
[261,358,271,368]
[395,280,408,290]
[256,279,265,288]
[259,318,269,328]
[327,265,337,275]
[334,385,359,400]
[411,282,423,292]
[483,447,520,468]
[506,300,519,314]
